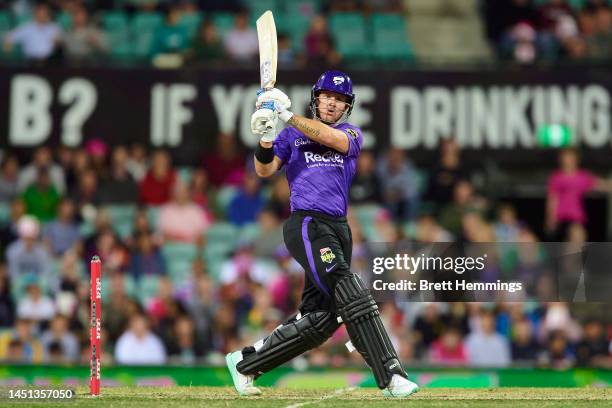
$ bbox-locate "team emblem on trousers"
[320,247,336,264]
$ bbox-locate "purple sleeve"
[344,126,363,158]
[273,129,292,165]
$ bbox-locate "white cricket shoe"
[225,351,262,396]
[382,374,419,398]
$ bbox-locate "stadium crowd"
[1,0,612,67]
[0,137,610,369]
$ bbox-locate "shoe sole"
[225,352,261,396]
[383,385,419,398]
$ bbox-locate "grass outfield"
[2,387,610,407]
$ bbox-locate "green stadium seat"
[285,0,321,17]
[371,13,414,62]
[161,242,198,262]
[101,274,136,301]
[177,167,193,185]
[137,275,160,303]
[0,202,10,225]
[167,259,192,281]
[79,220,95,237]
[244,0,278,19]
[178,11,203,40]
[240,223,261,242]
[101,11,132,60]
[211,12,236,39]
[107,204,137,224]
[146,206,160,229]
[206,222,238,243]
[329,13,370,59]
[215,186,238,211]
[131,12,163,58]
[282,13,310,52]
[57,11,72,30]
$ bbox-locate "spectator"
[40,314,79,362]
[377,148,421,221]
[414,212,453,243]
[227,173,264,226]
[253,207,283,258]
[85,138,110,179]
[6,216,52,281]
[575,319,609,367]
[484,0,538,50]
[223,11,258,62]
[3,3,61,62]
[42,199,80,256]
[139,150,176,205]
[17,149,65,197]
[114,314,167,365]
[190,169,215,215]
[412,304,445,351]
[100,146,139,203]
[0,199,25,259]
[0,154,19,202]
[158,182,209,243]
[439,180,484,237]
[0,318,44,363]
[538,330,575,369]
[64,148,89,192]
[69,169,101,214]
[202,133,245,187]
[429,327,468,366]
[267,176,291,219]
[304,15,340,66]
[425,139,469,207]
[546,148,612,240]
[349,151,381,204]
[0,266,15,327]
[586,5,612,59]
[103,273,138,344]
[21,166,62,222]
[62,6,108,62]
[187,275,215,352]
[126,144,148,183]
[465,311,511,367]
[151,5,190,59]
[494,204,522,242]
[278,33,297,67]
[167,315,204,364]
[16,281,55,323]
[128,232,166,280]
[190,19,225,64]
[511,318,540,362]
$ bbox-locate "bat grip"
[260,101,275,110]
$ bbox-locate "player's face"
[316,91,349,123]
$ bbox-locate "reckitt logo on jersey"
[304,151,344,164]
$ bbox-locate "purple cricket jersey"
[273,123,363,217]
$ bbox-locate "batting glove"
[251,108,278,142]
[256,88,294,122]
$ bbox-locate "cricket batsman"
[226,70,419,398]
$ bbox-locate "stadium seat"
[211,12,236,39]
[240,223,261,242]
[178,11,203,40]
[137,275,160,303]
[101,11,132,60]
[161,242,198,262]
[215,186,238,216]
[328,13,370,59]
[57,11,72,30]
[371,14,415,62]
[285,0,321,17]
[166,259,192,281]
[244,0,279,19]
[0,202,10,225]
[177,167,193,184]
[206,222,238,243]
[146,206,160,230]
[131,12,163,58]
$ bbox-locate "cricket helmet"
[310,70,355,124]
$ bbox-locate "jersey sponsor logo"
[320,247,336,264]
[304,151,344,165]
[333,76,345,85]
[346,129,358,139]
[295,137,316,147]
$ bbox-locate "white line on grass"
[284,387,356,408]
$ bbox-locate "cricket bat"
[256,10,278,91]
